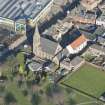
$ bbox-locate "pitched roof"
[60,29,82,48]
[41,37,58,55]
[56,48,68,61]
[70,56,84,67]
[70,35,87,49]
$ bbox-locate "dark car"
[0,43,8,58]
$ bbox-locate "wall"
[67,41,87,54]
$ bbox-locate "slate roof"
[97,36,105,44]
[0,0,51,20]
[41,37,58,55]
[70,56,83,67]
[90,44,105,53]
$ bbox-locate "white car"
[102,33,105,37]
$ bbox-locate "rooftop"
[80,0,102,10]
[60,29,82,48]
[0,0,51,20]
[70,35,87,49]
[41,37,58,55]
[0,26,23,46]
[70,56,84,67]
[90,44,105,53]
[28,60,42,72]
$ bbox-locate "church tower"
[33,23,41,55]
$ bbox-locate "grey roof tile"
[41,37,58,55]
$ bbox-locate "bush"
[67,98,76,105]
[84,54,95,62]
[45,83,62,97]
[22,89,28,96]
[65,87,72,94]
[4,92,17,105]
[31,92,41,105]
[0,86,5,97]
[45,83,53,97]
[39,89,44,95]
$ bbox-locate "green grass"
[4,74,104,105]
[6,82,32,105]
[62,63,105,97]
[2,61,105,105]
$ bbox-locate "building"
[33,24,61,65]
[0,0,54,33]
[97,36,105,46]
[0,0,54,56]
[60,29,88,54]
[33,25,87,70]
[90,44,105,56]
[80,0,102,11]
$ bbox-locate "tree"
[31,92,41,105]
[16,52,27,75]
[3,55,17,81]
[67,98,76,105]
[16,52,25,65]
[45,83,53,97]
[84,54,95,62]
[26,70,35,81]
[22,89,28,96]
[65,87,72,94]
[0,86,5,97]
[4,92,17,105]
[45,83,62,97]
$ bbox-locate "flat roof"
[80,0,102,10]
[28,61,42,72]
[0,0,51,20]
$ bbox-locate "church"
[32,24,87,70]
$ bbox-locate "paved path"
[76,101,98,105]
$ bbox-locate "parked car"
[57,68,69,76]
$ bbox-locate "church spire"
[33,23,41,54]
